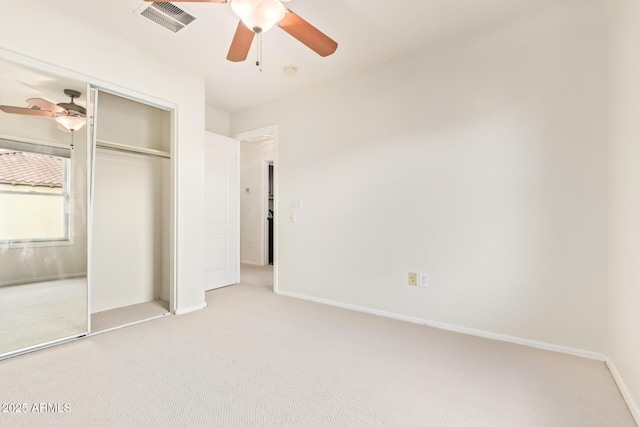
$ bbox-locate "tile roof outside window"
[0,151,63,188]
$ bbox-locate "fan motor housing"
[57,89,86,115]
[64,89,81,99]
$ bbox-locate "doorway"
[266,161,274,266]
[235,125,278,292]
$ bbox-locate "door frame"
[232,125,279,293]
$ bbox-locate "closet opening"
[236,125,277,293]
[89,90,174,333]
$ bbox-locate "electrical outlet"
[408,272,418,286]
[419,273,429,288]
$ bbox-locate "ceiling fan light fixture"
[55,115,86,132]
[230,0,285,33]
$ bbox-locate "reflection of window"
[0,140,71,243]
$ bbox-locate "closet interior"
[89,91,172,332]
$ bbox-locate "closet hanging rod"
[95,140,170,159]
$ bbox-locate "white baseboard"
[606,358,640,426]
[0,272,86,288]
[276,290,607,361]
[241,260,264,266]
[174,302,207,315]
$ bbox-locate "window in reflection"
[0,145,70,243]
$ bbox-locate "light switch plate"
[419,273,429,288]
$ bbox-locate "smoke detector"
[283,65,298,75]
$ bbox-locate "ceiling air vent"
[135,2,196,34]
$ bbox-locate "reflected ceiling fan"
[148,0,338,69]
[0,89,87,132]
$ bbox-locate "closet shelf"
[96,140,170,159]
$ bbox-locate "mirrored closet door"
[0,57,90,358]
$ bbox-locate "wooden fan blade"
[227,21,255,62]
[278,10,338,57]
[0,105,55,117]
[26,98,67,114]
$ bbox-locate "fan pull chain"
[256,31,263,72]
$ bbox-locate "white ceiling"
[0,60,87,107]
[32,0,563,112]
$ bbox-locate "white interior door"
[204,132,239,290]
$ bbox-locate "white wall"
[206,105,231,136]
[607,0,640,421]
[240,139,274,265]
[232,0,608,353]
[0,0,206,312]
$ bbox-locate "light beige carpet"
[0,278,87,356]
[0,264,634,426]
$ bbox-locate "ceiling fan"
[147,0,338,68]
[0,89,87,132]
